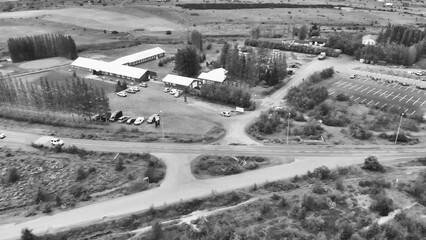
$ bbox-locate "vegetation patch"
[0,147,165,218]
[191,155,271,178]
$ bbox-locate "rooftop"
[71,57,148,79]
[111,47,165,65]
[198,68,228,83]
[362,34,378,41]
[162,74,197,87]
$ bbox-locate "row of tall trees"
[199,84,252,108]
[189,30,203,51]
[355,39,426,66]
[219,43,287,86]
[7,34,78,63]
[377,24,426,47]
[0,77,109,119]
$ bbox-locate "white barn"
[362,35,378,45]
[111,47,165,66]
[71,57,152,82]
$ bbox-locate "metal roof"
[111,47,165,65]
[162,74,196,87]
[71,57,148,79]
[198,68,227,83]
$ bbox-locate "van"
[109,110,123,122]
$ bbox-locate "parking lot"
[327,76,426,115]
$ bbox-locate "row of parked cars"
[108,110,160,125]
[117,82,148,97]
[164,87,183,98]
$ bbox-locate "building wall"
[125,53,165,66]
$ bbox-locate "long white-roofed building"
[162,74,200,89]
[71,57,153,82]
[111,47,165,66]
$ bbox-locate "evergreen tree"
[174,46,201,77]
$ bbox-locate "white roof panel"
[111,47,165,65]
[71,57,148,79]
[198,68,227,83]
[162,74,196,87]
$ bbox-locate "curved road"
[0,55,418,239]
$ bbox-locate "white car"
[170,89,178,95]
[126,88,137,94]
[174,90,183,98]
[0,133,5,139]
[220,111,231,117]
[140,82,148,88]
[147,114,159,124]
[163,87,170,93]
[50,138,64,146]
[134,117,145,125]
[130,86,140,92]
[117,91,127,97]
[118,116,130,123]
[350,74,357,79]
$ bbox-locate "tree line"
[0,77,110,120]
[7,34,78,63]
[245,39,340,58]
[219,42,287,86]
[199,84,253,108]
[377,24,426,47]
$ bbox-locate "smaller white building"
[111,47,165,66]
[362,35,378,45]
[198,68,228,84]
[162,74,200,89]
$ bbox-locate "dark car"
[109,110,123,122]
[126,118,136,125]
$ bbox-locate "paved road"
[1,129,426,239]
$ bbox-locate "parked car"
[163,87,170,93]
[50,138,64,146]
[147,114,159,124]
[126,118,136,125]
[126,88,137,94]
[134,117,145,125]
[170,88,178,95]
[350,74,357,79]
[117,91,127,97]
[140,82,148,88]
[220,111,231,117]
[174,90,183,98]
[130,86,140,92]
[118,116,130,123]
[0,133,5,139]
[109,110,123,122]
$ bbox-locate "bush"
[335,179,345,191]
[349,123,372,140]
[370,193,393,216]
[166,30,172,35]
[115,158,125,171]
[362,156,385,172]
[34,188,49,204]
[336,93,350,101]
[311,166,332,180]
[206,43,212,50]
[69,184,87,198]
[312,182,327,194]
[144,166,165,183]
[76,166,88,181]
[319,67,334,79]
[302,194,329,211]
[8,167,19,183]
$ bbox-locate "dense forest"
[0,77,109,119]
[7,34,78,63]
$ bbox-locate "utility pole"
[160,110,165,139]
[394,113,404,144]
[286,112,291,144]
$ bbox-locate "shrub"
[335,179,345,191]
[166,30,172,35]
[302,194,329,211]
[312,182,327,194]
[34,188,49,203]
[336,93,350,101]
[115,158,125,171]
[76,166,88,181]
[69,184,86,198]
[319,67,334,79]
[144,166,165,183]
[362,156,385,172]
[206,43,212,50]
[370,193,393,216]
[8,167,19,183]
[349,123,372,140]
[111,30,118,34]
[260,203,273,216]
[311,166,332,180]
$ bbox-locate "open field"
[326,75,426,116]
